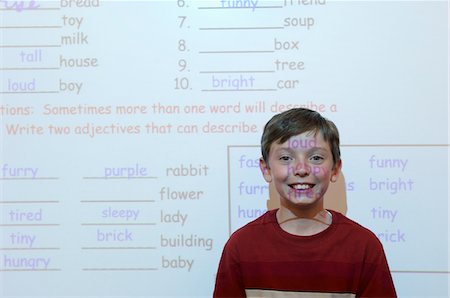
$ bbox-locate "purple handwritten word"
[0,0,40,12]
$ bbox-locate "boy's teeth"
[292,184,311,190]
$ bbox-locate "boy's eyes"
[279,156,292,161]
[310,155,324,162]
[278,155,324,162]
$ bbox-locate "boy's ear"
[259,158,272,183]
[331,159,342,182]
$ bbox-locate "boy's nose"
[293,162,310,177]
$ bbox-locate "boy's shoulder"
[237,209,277,229]
[223,209,278,253]
[331,210,378,235]
[228,209,277,239]
[330,209,385,249]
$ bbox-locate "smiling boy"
[214,108,397,297]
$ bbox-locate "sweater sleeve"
[213,237,246,298]
[357,238,397,297]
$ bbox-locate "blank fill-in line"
[0,26,62,29]
[82,176,158,180]
[199,26,284,30]
[198,50,274,54]
[81,223,156,226]
[0,200,59,204]
[80,200,156,203]
[0,45,61,48]
[0,67,60,71]
[82,247,157,250]
[201,89,277,92]
[82,268,158,271]
[0,224,60,227]
[0,247,60,251]
[0,177,59,180]
[200,70,275,74]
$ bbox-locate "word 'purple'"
[0,0,39,12]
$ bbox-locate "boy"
[214,108,397,297]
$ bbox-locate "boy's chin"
[282,195,321,207]
[286,189,317,200]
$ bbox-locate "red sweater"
[214,209,397,297]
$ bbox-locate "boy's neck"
[276,206,332,236]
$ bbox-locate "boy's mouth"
[289,183,315,190]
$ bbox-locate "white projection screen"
[0,0,449,297]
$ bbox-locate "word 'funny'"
[220,0,258,11]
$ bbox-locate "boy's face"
[260,131,341,211]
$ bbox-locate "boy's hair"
[261,108,341,167]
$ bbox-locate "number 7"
[178,16,186,28]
